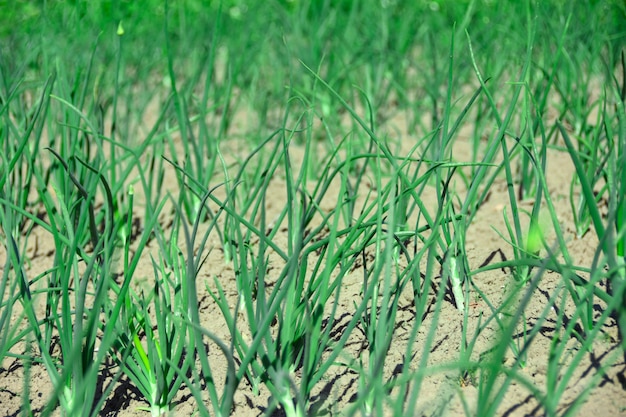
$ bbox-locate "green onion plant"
[2,1,626,417]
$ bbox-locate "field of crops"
[1,1,626,416]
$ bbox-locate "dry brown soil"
[1,96,625,417]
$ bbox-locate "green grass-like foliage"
[1,1,625,416]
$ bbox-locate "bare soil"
[1,100,625,417]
